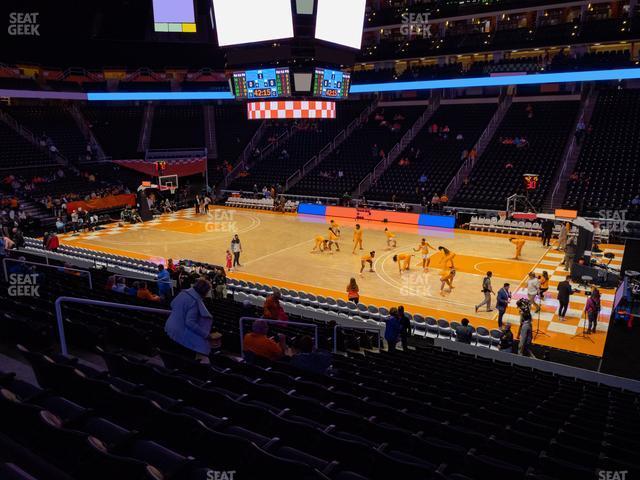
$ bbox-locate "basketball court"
[56,207,623,357]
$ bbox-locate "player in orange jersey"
[360,251,376,275]
[438,246,456,269]
[414,238,436,271]
[384,227,397,249]
[311,235,328,253]
[352,224,364,254]
[327,224,341,252]
[440,268,456,295]
[393,253,414,274]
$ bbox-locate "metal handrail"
[54,296,171,355]
[445,92,512,198]
[333,324,383,353]
[221,189,340,203]
[548,85,596,210]
[3,258,92,289]
[302,156,317,175]
[239,317,318,358]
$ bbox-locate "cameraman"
[517,306,533,356]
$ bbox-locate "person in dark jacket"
[541,219,554,247]
[585,288,601,334]
[496,283,511,328]
[556,275,574,321]
[398,305,411,351]
[11,228,24,249]
[455,318,474,344]
[384,307,402,352]
[517,311,533,356]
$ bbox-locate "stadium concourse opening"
[2,0,640,478]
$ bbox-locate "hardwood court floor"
[58,207,623,357]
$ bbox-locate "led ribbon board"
[349,68,640,94]
[87,91,235,101]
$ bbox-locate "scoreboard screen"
[212,0,294,46]
[313,68,351,99]
[233,68,292,99]
[152,0,196,33]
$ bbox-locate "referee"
[475,271,494,312]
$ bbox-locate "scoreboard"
[233,68,292,99]
[313,68,351,99]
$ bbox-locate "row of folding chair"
[228,280,504,350]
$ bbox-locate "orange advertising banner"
[67,193,136,212]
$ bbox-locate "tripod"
[533,292,549,339]
[533,303,549,339]
[571,309,595,343]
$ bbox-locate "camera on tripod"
[516,298,531,314]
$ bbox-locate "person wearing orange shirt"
[440,268,456,295]
[328,225,341,252]
[360,251,376,275]
[539,271,550,300]
[384,228,397,249]
[393,253,414,274]
[510,238,526,260]
[438,246,456,269]
[346,277,360,304]
[311,235,328,253]
[414,238,436,270]
[352,224,364,254]
[243,319,286,361]
[137,282,161,302]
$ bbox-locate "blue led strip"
[349,68,640,93]
[87,91,235,101]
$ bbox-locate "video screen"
[233,68,292,99]
[313,68,351,99]
[212,0,294,46]
[315,0,366,49]
[152,0,197,33]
